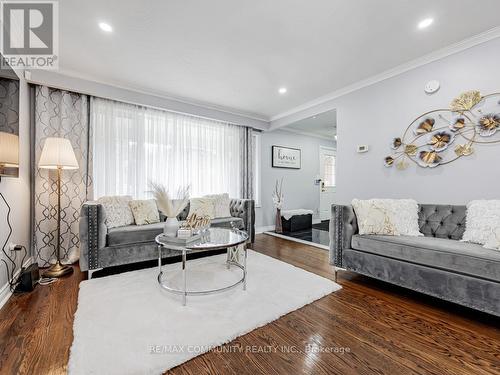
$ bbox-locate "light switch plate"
[357,145,369,153]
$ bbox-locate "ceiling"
[59,0,500,119]
[285,109,336,139]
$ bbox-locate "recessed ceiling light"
[418,18,434,30]
[278,87,287,95]
[99,22,113,32]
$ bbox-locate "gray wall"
[28,70,269,131]
[256,129,335,228]
[271,37,500,206]
[334,37,500,204]
[0,73,30,307]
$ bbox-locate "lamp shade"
[39,137,79,170]
[0,131,19,167]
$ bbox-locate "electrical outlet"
[8,243,22,251]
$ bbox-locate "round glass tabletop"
[155,227,249,252]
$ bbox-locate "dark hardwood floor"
[0,234,499,374]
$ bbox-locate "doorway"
[319,146,336,221]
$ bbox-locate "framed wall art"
[272,145,301,169]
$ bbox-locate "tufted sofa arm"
[230,199,255,243]
[79,202,107,272]
[330,205,358,267]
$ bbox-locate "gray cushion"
[107,222,165,246]
[351,235,500,282]
[107,217,244,247]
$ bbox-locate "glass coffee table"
[155,228,249,305]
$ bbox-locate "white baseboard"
[256,225,275,234]
[0,257,34,311]
[263,231,330,250]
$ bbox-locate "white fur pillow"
[462,200,500,245]
[97,195,135,229]
[204,193,231,218]
[484,228,500,250]
[352,199,422,236]
[189,197,216,219]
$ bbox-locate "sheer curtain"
[92,97,252,199]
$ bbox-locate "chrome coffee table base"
[157,245,247,306]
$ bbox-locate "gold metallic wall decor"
[385,91,500,169]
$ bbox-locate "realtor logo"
[0,0,58,69]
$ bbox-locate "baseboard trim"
[264,232,330,250]
[0,257,34,311]
[256,225,275,234]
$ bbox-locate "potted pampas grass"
[150,182,190,237]
[272,178,284,234]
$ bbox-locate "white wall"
[0,74,31,307]
[256,129,335,228]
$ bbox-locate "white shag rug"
[69,250,341,375]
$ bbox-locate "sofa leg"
[88,268,103,280]
[334,267,338,283]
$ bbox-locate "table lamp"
[0,131,19,177]
[38,137,79,277]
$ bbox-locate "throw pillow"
[352,199,399,235]
[484,228,500,251]
[462,200,500,245]
[189,197,216,219]
[129,199,160,225]
[352,199,422,236]
[387,199,423,237]
[204,193,231,218]
[97,195,135,229]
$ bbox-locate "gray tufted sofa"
[79,199,254,277]
[330,204,500,317]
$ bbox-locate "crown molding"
[277,126,336,142]
[270,26,500,125]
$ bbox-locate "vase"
[275,208,283,234]
[164,217,180,237]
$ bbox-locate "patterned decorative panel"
[33,86,93,266]
[239,127,254,199]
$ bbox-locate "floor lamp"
[39,137,79,278]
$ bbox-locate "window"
[92,97,251,200]
[323,154,336,188]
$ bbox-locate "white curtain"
[92,97,251,199]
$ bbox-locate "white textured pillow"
[97,195,135,229]
[352,199,422,237]
[204,193,231,218]
[462,200,500,245]
[484,228,500,250]
[129,199,160,226]
[189,197,216,219]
